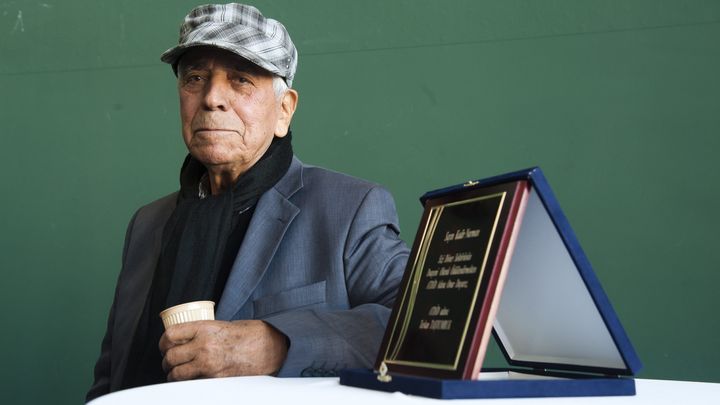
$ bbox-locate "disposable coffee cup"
[160,300,215,329]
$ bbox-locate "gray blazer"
[88,157,409,398]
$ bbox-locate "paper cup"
[160,300,215,329]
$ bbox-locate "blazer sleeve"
[85,292,116,402]
[85,210,139,403]
[263,186,409,376]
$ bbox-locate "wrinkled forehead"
[176,46,272,77]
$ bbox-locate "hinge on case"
[376,361,392,383]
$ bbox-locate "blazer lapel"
[216,157,303,319]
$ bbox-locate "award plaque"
[377,180,529,380]
[340,167,642,399]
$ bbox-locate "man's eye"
[185,75,203,83]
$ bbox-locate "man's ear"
[275,89,299,137]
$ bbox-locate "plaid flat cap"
[161,3,297,86]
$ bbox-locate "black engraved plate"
[379,181,521,378]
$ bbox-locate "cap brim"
[160,41,282,78]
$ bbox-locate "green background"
[1,1,718,404]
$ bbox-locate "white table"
[88,376,720,405]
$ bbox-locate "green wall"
[1,1,719,403]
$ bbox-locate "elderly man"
[86,3,409,402]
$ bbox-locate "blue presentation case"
[340,167,642,399]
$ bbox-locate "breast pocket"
[253,280,327,318]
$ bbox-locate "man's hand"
[159,320,288,381]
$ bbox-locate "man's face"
[177,47,295,175]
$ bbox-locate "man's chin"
[190,154,229,167]
[190,152,248,171]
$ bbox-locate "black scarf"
[160,133,293,307]
[120,133,293,389]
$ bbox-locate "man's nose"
[203,78,230,111]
